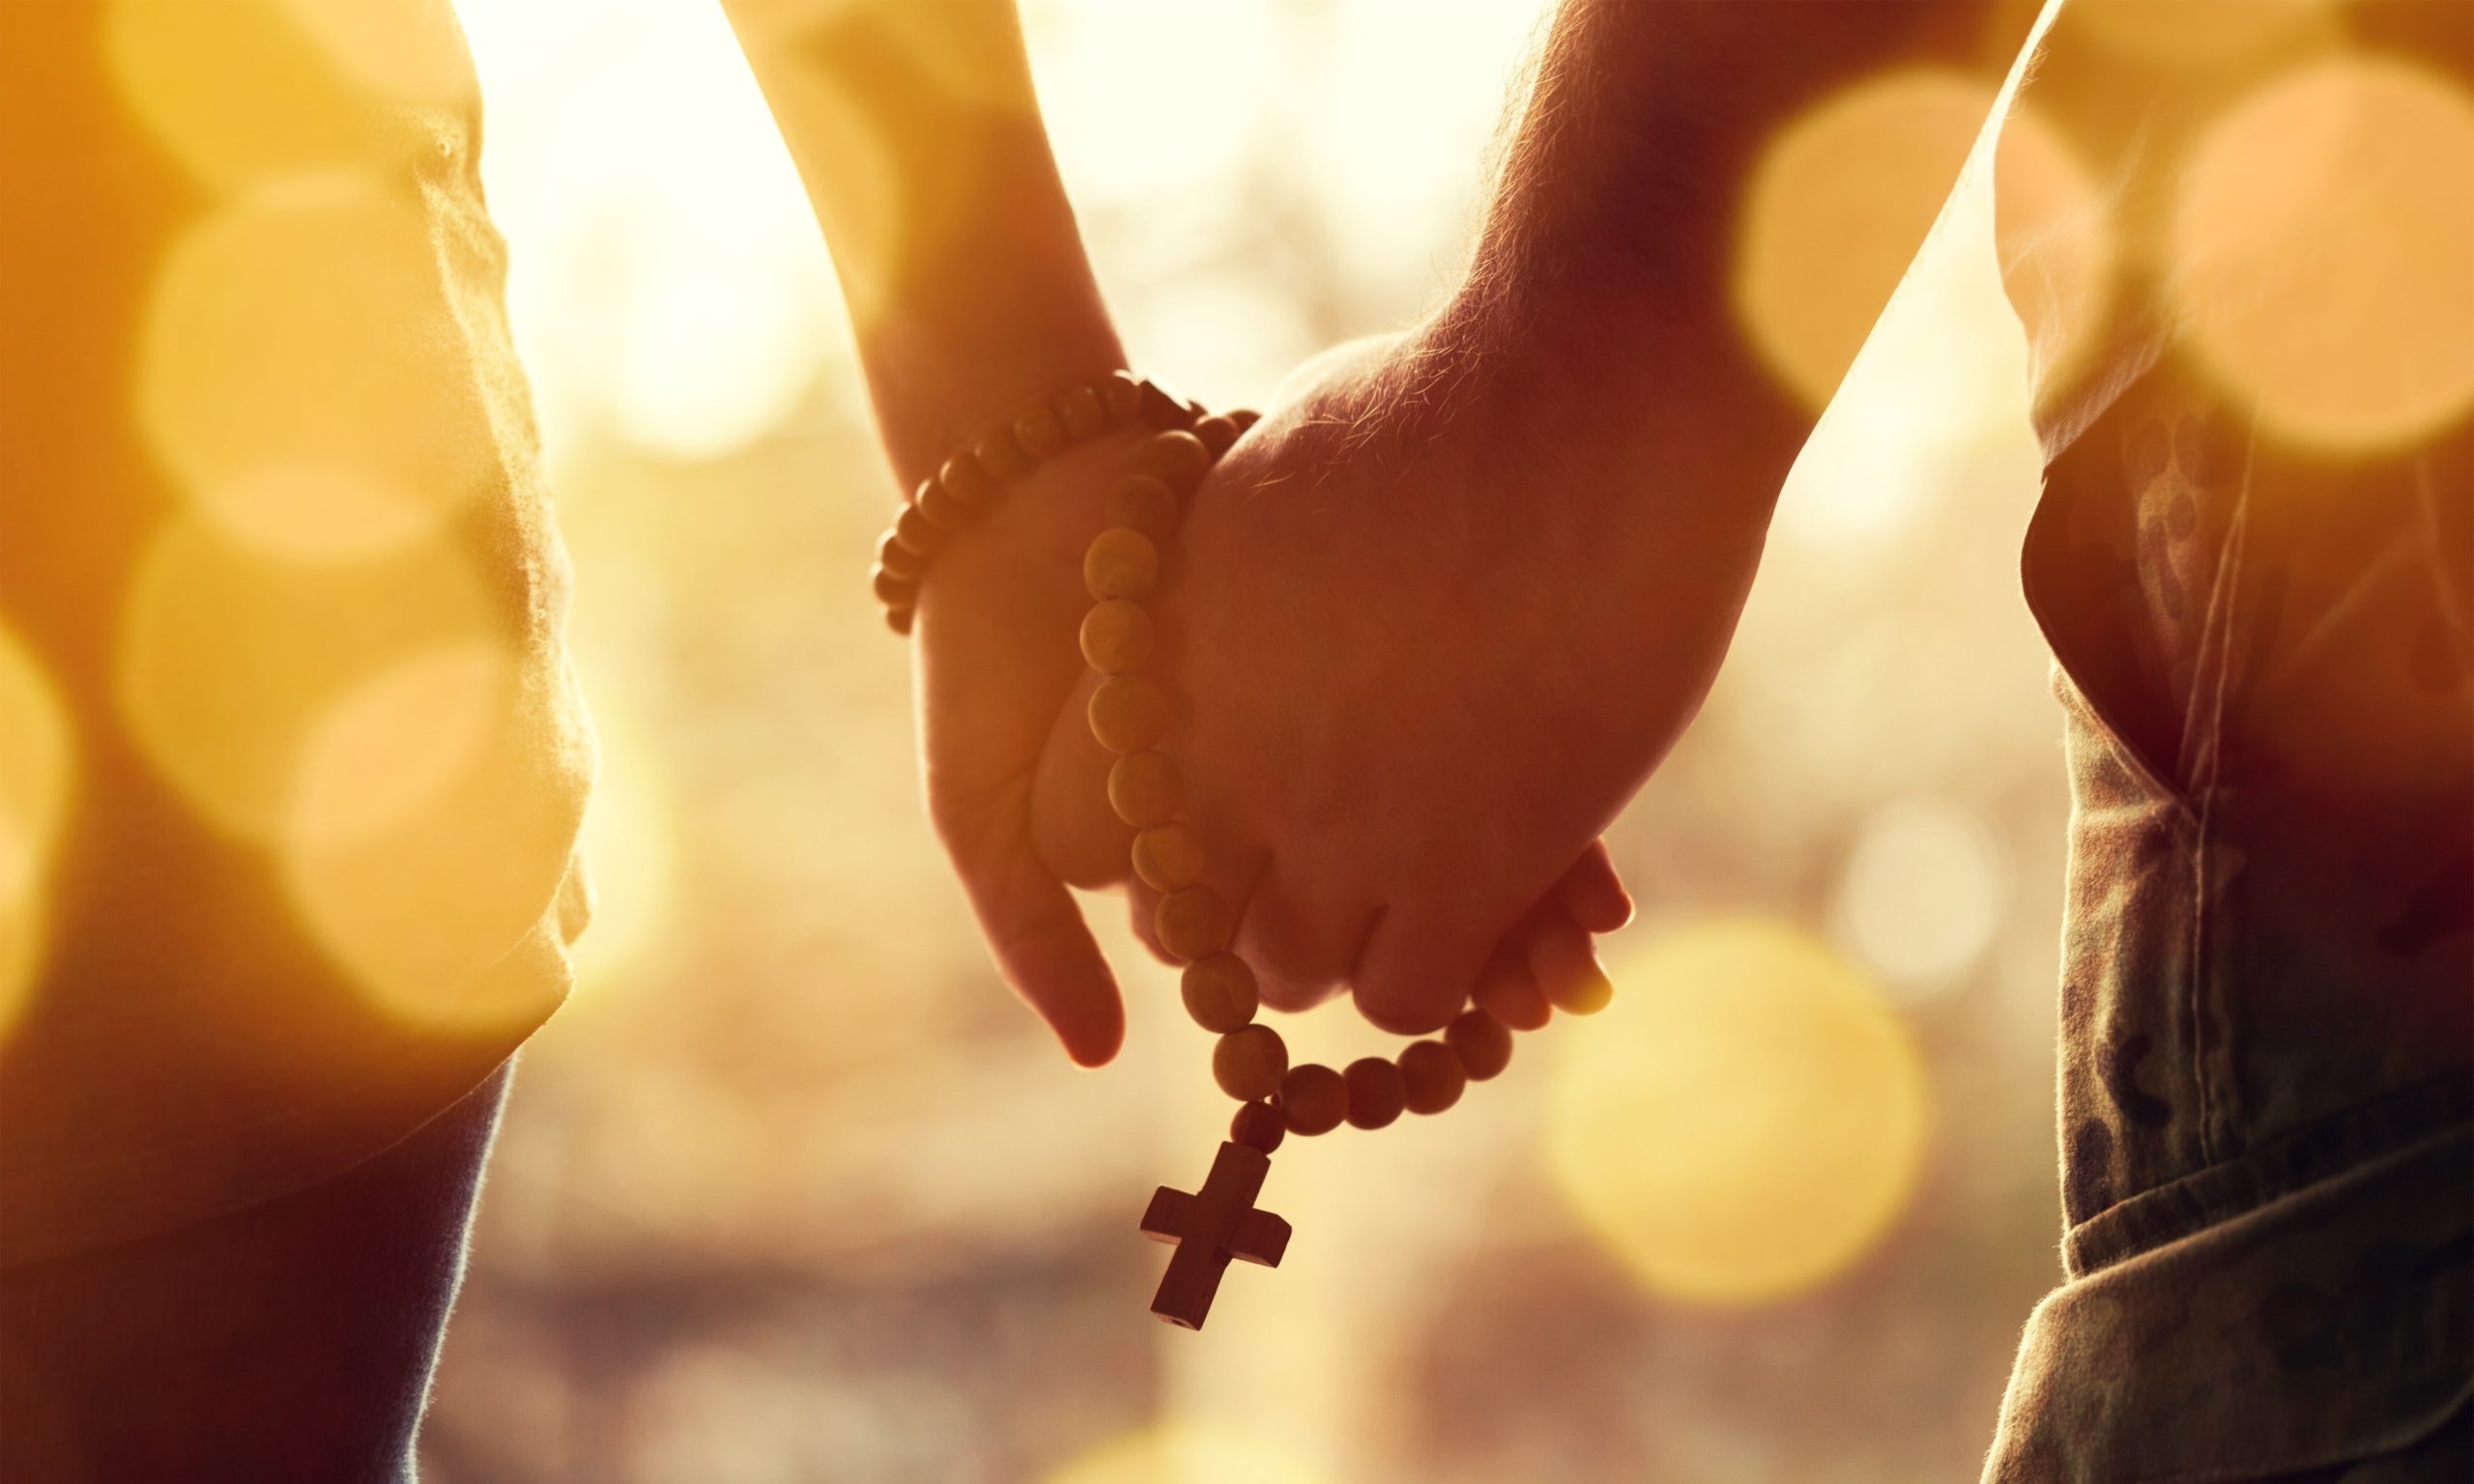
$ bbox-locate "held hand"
[913,376,1632,1066]
[1048,331,1773,1036]
[911,421,1153,1068]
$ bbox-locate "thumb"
[937,791,1124,1067]
[1350,902,1500,1037]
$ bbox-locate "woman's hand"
[925,309,1777,1060]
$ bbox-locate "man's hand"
[913,376,1637,1063]
[1014,330,1769,1038]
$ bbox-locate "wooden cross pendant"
[1139,1141,1291,1329]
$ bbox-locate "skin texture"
[729,0,2037,1056]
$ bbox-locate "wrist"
[860,253,1126,486]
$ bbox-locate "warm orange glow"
[1548,920,1930,1305]
[105,0,475,189]
[1736,71,2003,412]
[1831,797,2007,1002]
[138,176,499,560]
[0,625,74,1034]
[2067,0,2345,70]
[1045,1424,1334,1484]
[276,0,483,104]
[1992,101,2116,403]
[280,646,590,1033]
[284,641,508,854]
[115,515,496,840]
[2171,57,2474,453]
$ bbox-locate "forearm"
[1430,0,2031,510]
[723,0,1122,483]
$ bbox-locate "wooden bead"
[1012,404,1066,461]
[1279,1064,1346,1136]
[915,476,966,529]
[1083,528,1160,601]
[892,503,945,556]
[876,528,922,582]
[1087,674,1168,753]
[1138,431,1214,496]
[1194,415,1240,457]
[1213,1025,1288,1101]
[1445,1010,1514,1081]
[1398,1040,1467,1115]
[1137,378,1195,430]
[1228,409,1260,435]
[1106,474,1182,544]
[1102,370,1143,427]
[1155,885,1232,961]
[1131,821,1206,891]
[1342,1057,1406,1130]
[1546,969,1614,1016]
[973,428,1033,482]
[1107,750,1182,827]
[1079,600,1155,674]
[1231,1100,1285,1155]
[938,452,998,509]
[1056,384,1108,441]
[872,563,917,606]
[1181,954,1258,1032]
[885,605,915,637]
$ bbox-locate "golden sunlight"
[1736,71,2005,414]
[2067,0,2345,70]
[0,624,73,1034]
[558,700,677,1000]
[1046,1423,1335,1484]
[2170,57,2474,454]
[454,0,839,464]
[283,641,507,854]
[1547,919,1930,1306]
[105,0,474,189]
[115,516,494,841]
[279,642,587,1034]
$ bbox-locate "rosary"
[871,371,1603,1328]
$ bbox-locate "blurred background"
[12,0,2466,1477]
[413,2,2077,1480]
[53,0,2454,1473]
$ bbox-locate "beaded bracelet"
[868,369,1208,634]
[875,372,1587,1329]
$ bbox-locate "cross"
[1139,1141,1291,1329]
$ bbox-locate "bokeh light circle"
[280,641,592,1034]
[1548,919,1930,1306]
[115,515,496,841]
[1992,101,2116,400]
[0,626,75,1033]
[1736,71,2003,412]
[106,0,475,189]
[138,176,499,560]
[2171,58,2474,453]
[2068,0,2345,70]
[1831,797,2007,1001]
